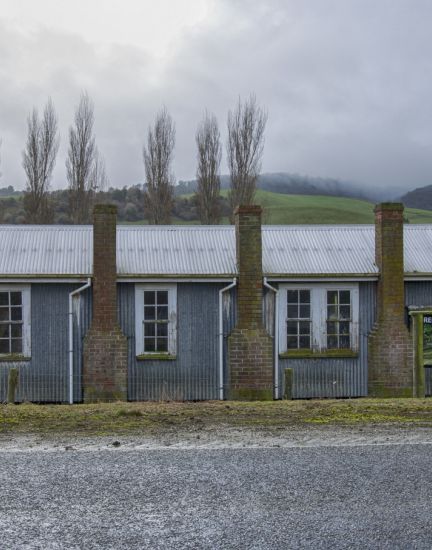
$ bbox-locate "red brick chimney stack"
[368,203,413,397]
[228,205,274,400]
[83,205,128,402]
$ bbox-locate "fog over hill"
[176,172,397,202]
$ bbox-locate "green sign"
[423,315,432,366]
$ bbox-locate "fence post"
[7,368,19,404]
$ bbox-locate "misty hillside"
[400,185,432,211]
[176,172,379,201]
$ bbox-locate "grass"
[176,190,432,225]
[1,399,432,436]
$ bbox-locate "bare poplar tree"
[195,111,222,224]
[66,92,107,223]
[226,94,267,215]
[143,107,175,224]
[22,99,59,223]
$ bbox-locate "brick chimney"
[228,206,273,400]
[368,203,413,396]
[83,205,127,402]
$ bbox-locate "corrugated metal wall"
[0,284,85,403]
[3,279,431,403]
[278,282,376,398]
[406,281,432,396]
[121,283,235,401]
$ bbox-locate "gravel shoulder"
[2,423,432,452]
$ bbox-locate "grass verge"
[1,399,432,436]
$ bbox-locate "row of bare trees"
[20,93,266,224]
[22,93,106,224]
[143,94,267,225]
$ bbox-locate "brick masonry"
[228,206,274,400]
[368,203,414,397]
[83,205,127,402]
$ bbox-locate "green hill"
[175,189,432,225]
[245,190,432,224]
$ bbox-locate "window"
[0,286,31,357]
[279,283,358,353]
[326,290,351,349]
[287,289,311,349]
[135,284,177,356]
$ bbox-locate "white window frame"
[135,283,177,356]
[0,284,31,357]
[278,283,359,353]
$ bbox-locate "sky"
[0,0,431,197]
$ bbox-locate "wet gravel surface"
[1,439,432,549]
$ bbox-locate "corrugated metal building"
[1,212,432,402]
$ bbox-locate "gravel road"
[1,430,432,549]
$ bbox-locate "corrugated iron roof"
[0,224,432,278]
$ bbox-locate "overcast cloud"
[1,0,431,196]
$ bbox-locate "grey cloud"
[1,0,432,194]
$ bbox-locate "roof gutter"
[68,278,91,404]
[218,278,237,400]
[264,277,279,400]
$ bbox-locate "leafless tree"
[143,106,175,224]
[195,111,222,224]
[66,92,107,223]
[226,94,267,216]
[22,99,59,223]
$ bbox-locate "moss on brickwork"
[230,388,273,401]
[368,382,413,399]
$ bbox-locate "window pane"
[0,339,9,353]
[11,307,22,321]
[0,324,9,338]
[144,306,155,320]
[299,304,310,318]
[287,321,298,336]
[327,335,338,349]
[157,291,168,305]
[144,291,155,305]
[287,305,298,319]
[327,290,338,305]
[299,335,310,348]
[157,338,168,352]
[157,323,168,337]
[340,291,350,304]
[287,336,298,349]
[11,325,22,338]
[157,306,168,320]
[144,324,155,337]
[0,308,9,322]
[299,321,310,335]
[0,293,8,306]
[340,335,350,349]
[340,321,350,335]
[11,339,22,353]
[299,290,310,304]
[327,306,338,320]
[10,292,22,306]
[327,321,337,335]
[287,290,298,304]
[340,305,351,320]
[144,338,155,352]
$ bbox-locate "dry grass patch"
[1,399,432,436]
